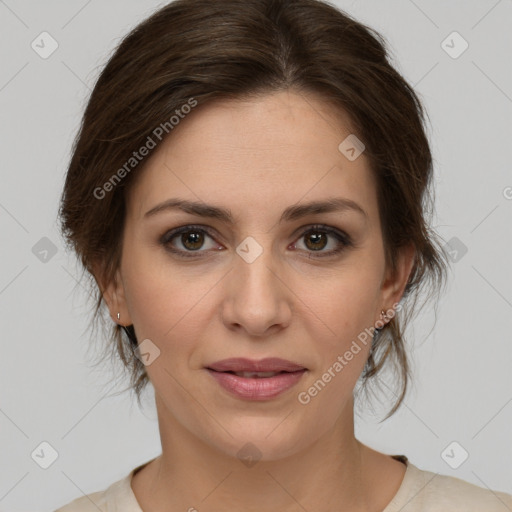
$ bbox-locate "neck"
[132,393,390,512]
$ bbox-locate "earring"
[376,309,388,332]
[116,312,120,323]
[372,309,387,348]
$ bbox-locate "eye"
[292,224,352,258]
[160,225,221,258]
[160,223,353,259]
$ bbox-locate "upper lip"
[207,358,306,373]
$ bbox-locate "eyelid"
[159,224,221,249]
[292,223,350,241]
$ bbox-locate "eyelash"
[159,224,353,259]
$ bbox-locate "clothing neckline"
[121,454,413,511]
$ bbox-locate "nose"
[221,240,292,338]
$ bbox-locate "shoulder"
[53,471,136,512]
[398,461,512,511]
[54,488,107,512]
[54,458,154,511]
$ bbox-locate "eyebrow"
[144,197,368,224]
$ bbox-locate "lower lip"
[206,369,307,400]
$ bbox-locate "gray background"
[0,0,511,510]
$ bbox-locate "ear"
[91,261,133,326]
[379,242,416,315]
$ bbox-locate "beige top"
[54,455,512,511]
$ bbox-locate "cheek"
[293,268,381,392]
[297,266,381,338]
[121,248,220,348]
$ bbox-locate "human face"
[108,89,409,461]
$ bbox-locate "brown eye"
[161,225,220,257]
[304,231,328,251]
[293,225,353,258]
[180,230,205,251]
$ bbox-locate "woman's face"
[107,89,412,461]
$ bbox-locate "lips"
[205,357,307,400]
[207,357,306,374]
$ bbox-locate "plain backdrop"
[0,0,511,510]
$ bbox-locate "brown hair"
[58,0,449,419]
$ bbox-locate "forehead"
[126,90,377,224]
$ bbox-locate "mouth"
[205,358,307,400]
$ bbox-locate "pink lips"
[206,357,307,400]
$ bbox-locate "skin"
[99,89,415,511]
